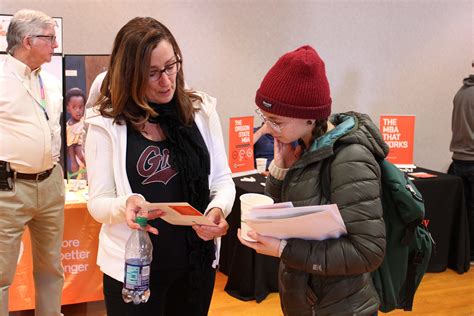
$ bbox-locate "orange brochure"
[380,115,415,166]
[228,116,255,173]
[143,202,217,226]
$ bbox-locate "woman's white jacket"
[84,91,236,282]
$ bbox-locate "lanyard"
[8,61,50,121]
[38,74,49,120]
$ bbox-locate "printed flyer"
[380,115,416,167]
[229,116,255,173]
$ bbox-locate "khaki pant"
[0,165,65,316]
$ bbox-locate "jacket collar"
[310,115,356,152]
[292,114,357,169]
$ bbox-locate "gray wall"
[2,0,472,172]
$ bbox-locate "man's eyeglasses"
[255,108,284,133]
[149,59,182,82]
[30,35,57,44]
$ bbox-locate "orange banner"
[9,203,103,311]
[228,116,255,173]
[380,115,416,166]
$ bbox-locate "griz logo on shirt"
[137,146,178,185]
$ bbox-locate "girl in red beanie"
[239,45,388,315]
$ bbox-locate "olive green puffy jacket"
[265,112,389,316]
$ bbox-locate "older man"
[0,9,64,315]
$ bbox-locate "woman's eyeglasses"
[149,59,182,82]
[255,108,284,133]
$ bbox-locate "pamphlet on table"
[408,172,438,179]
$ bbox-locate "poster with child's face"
[64,55,110,181]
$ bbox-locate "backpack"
[321,146,434,312]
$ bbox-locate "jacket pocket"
[280,266,318,313]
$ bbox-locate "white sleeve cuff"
[278,239,288,257]
[268,160,289,181]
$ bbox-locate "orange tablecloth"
[9,200,103,311]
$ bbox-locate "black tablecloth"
[219,174,280,302]
[219,167,470,302]
[409,167,470,273]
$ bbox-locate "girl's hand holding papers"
[237,228,282,257]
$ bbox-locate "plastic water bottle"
[122,216,153,304]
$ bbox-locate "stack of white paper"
[244,202,347,240]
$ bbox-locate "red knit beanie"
[255,45,332,119]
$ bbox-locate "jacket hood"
[331,111,389,160]
[463,75,474,87]
[296,111,388,168]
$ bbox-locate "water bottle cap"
[135,216,147,227]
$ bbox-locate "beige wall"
[1,0,472,171]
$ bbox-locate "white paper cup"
[256,158,268,173]
[240,193,274,242]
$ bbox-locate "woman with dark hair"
[85,17,235,316]
[238,45,387,315]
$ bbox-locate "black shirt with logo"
[126,126,190,271]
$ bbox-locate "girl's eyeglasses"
[255,108,283,133]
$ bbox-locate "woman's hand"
[193,207,229,241]
[273,139,303,169]
[237,229,281,257]
[125,195,164,235]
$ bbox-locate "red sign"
[229,116,254,173]
[380,115,416,166]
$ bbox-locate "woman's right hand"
[125,195,164,235]
[273,139,303,169]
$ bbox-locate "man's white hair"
[6,9,56,54]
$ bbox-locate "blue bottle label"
[124,260,150,291]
